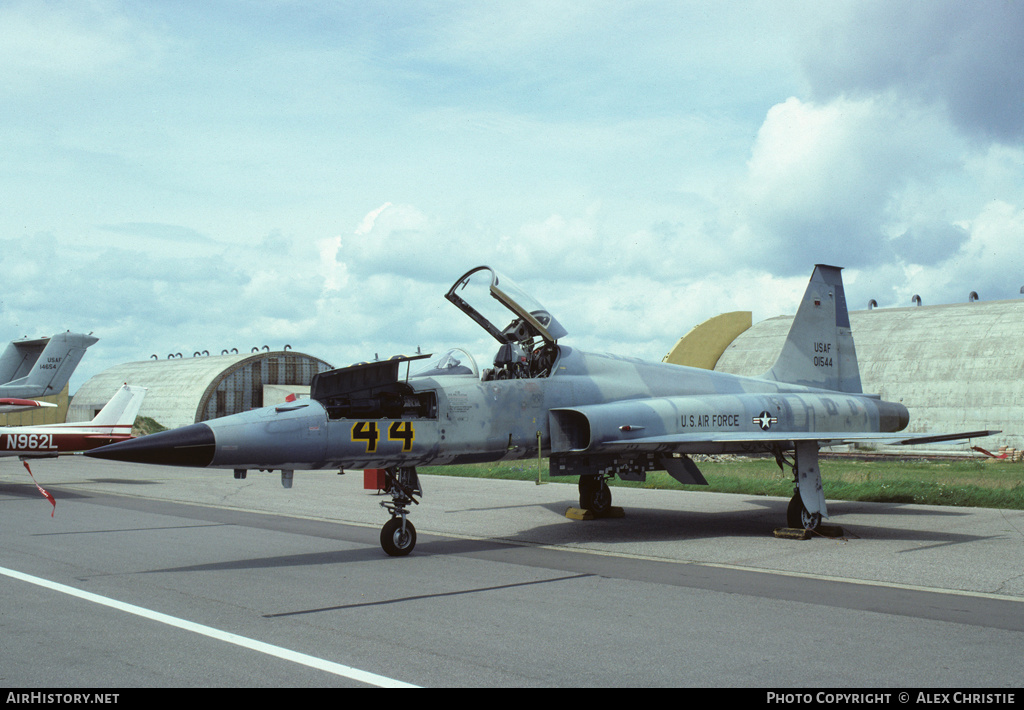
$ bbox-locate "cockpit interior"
[311,266,565,419]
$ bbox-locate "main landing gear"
[775,441,827,532]
[786,493,822,531]
[380,466,421,556]
[578,475,613,515]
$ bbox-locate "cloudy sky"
[2,0,1022,390]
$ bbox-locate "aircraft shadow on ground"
[0,482,90,502]
[135,497,998,582]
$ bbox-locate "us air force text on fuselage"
[680,413,741,428]
[766,692,1016,705]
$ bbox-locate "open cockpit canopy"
[445,266,565,380]
[445,266,567,347]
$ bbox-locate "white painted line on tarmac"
[0,565,420,688]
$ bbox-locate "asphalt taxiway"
[2,456,1022,687]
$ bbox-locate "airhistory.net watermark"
[6,694,119,705]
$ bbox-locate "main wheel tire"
[381,517,417,556]
[579,477,612,515]
[786,494,822,531]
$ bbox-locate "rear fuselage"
[0,425,133,457]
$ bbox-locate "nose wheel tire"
[381,517,417,556]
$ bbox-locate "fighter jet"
[0,331,99,399]
[87,266,994,556]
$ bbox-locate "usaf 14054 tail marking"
[87,265,996,556]
[0,331,99,399]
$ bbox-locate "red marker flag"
[22,460,55,517]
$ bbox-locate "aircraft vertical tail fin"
[762,265,863,393]
[0,337,49,386]
[87,384,147,430]
[0,332,99,396]
[0,340,30,385]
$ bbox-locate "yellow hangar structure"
[665,299,1024,451]
[68,349,333,430]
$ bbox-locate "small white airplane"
[0,384,147,459]
[2,384,146,514]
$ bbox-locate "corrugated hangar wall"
[704,300,1024,450]
[69,350,333,430]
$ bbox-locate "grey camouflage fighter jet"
[87,265,995,556]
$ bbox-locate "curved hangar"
[666,300,1024,450]
[68,350,333,430]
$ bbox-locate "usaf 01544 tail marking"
[87,265,996,556]
[814,341,833,368]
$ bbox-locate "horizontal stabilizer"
[0,398,58,414]
[885,430,1001,446]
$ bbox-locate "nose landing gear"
[380,466,421,556]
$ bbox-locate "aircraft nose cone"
[86,422,216,467]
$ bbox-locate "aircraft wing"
[0,398,58,415]
[591,429,1000,452]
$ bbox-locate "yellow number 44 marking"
[388,421,415,452]
[351,421,416,453]
[351,421,380,453]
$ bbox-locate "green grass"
[421,456,1024,510]
[133,416,167,436]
